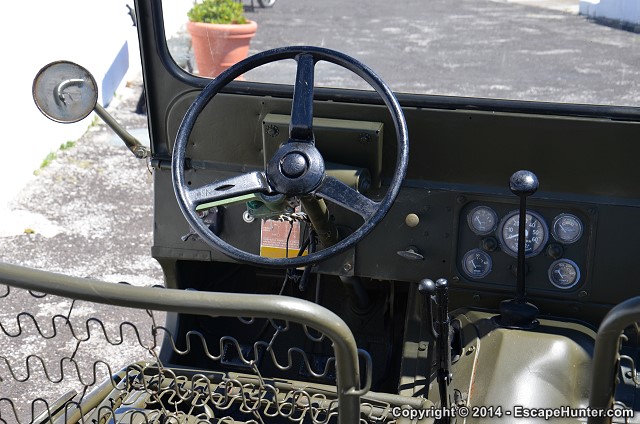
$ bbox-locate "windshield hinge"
[150,158,172,170]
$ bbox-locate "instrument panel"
[456,200,592,296]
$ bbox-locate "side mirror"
[32,61,149,159]
[32,61,98,124]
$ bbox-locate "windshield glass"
[163,0,640,107]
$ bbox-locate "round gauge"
[462,249,492,279]
[548,259,581,289]
[552,214,583,244]
[498,210,549,258]
[467,206,498,235]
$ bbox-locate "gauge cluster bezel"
[455,198,592,297]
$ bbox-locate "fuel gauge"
[467,206,498,235]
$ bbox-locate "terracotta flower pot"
[187,20,258,78]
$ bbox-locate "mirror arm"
[94,103,150,159]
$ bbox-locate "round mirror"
[32,61,98,123]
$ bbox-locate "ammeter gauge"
[462,249,492,279]
[467,206,498,235]
[498,210,549,258]
[552,214,583,244]
[548,259,580,289]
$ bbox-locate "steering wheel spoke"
[289,54,316,142]
[314,176,378,221]
[186,171,272,207]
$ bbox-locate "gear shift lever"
[498,170,540,329]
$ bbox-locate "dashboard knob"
[418,278,436,296]
[405,213,420,227]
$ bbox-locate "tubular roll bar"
[0,262,362,424]
[588,296,640,424]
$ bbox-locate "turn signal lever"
[498,170,540,329]
[419,278,453,417]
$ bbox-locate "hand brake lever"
[419,278,453,418]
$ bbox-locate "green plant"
[34,151,57,175]
[33,141,77,175]
[187,0,248,24]
[60,140,75,150]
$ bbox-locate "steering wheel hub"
[281,152,308,178]
[266,142,325,196]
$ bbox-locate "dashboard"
[149,87,640,320]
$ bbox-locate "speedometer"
[498,210,549,258]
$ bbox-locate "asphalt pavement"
[238,0,638,105]
[1,0,639,421]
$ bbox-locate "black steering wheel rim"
[172,46,409,268]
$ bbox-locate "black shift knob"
[510,170,539,197]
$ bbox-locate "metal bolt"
[242,210,255,223]
[578,290,588,298]
[343,263,353,272]
[625,371,634,379]
[266,124,279,137]
[358,133,371,143]
[472,294,480,301]
[134,147,148,159]
[418,342,427,351]
[456,195,466,204]
[451,276,460,282]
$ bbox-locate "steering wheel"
[172,46,408,268]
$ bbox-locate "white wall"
[580,0,640,27]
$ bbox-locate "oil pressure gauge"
[498,210,549,258]
[548,259,580,289]
[552,214,583,244]
[462,249,492,279]
[467,206,498,235]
